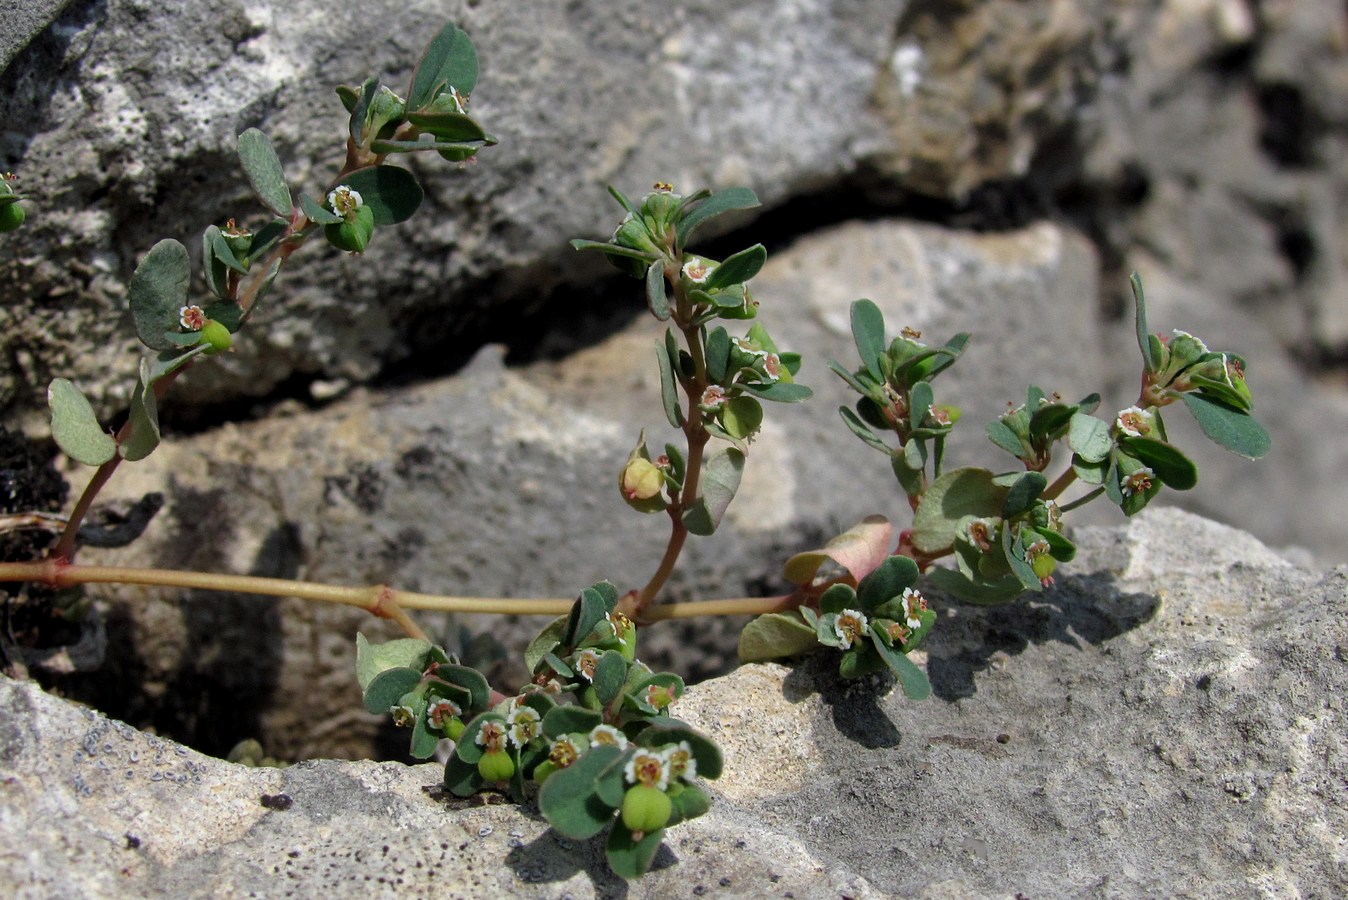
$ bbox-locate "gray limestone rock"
[2,509,1343,897]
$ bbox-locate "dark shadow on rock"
[924,571,1160,701]
[156,522,295,756]
[782,653,903,749]
[503,822,654,900]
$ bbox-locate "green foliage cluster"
[360,583,721,878]
[44,22,494,470]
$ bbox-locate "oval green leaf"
[237,128,292,217]
[48,379,116,466]
[340,166,424,225]
[128,239,191,351]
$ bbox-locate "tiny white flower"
[475,720,508,752]
[326,184,363,216]
[1115,406,1154,438]
[833,609,870,650]
[179,305,207,331]
[575,648,600,682]
[964,518,997,552]
[1121,466,1155,497]
[700,385,727,409]
[589,724,629,750]
[548,735,581,767]
[682,257,715,284]
[624,748,671,790]
[426,698,461,730]
[901,587,927,630]
[507,705,541,747]
[663,742,697,782]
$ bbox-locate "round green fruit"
[477,749,515,783]
[324,204,375,252]
[1031,554,1057,582]
[443,716,466,741]
[532,760,557,785]
[620,784,672,834]
[0,201,25,232]
[200,320,233,353]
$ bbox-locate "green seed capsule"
[1031,554,1056,582]
[0,202,25,233]
[200,320,233,353]
[324,204,375,253]
[532,760,557,785]
[477,749,515,783]
[443,717,466,741]
[620,784,672,834]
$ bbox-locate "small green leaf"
[1119,436,1199,490]
[48,379,116,466]
[839,406,891,453]
[606,821,664,879]
[856,556,920,612]
[538,744,624,840]
[1068,413,1112,463]
[740,381,812,403]
[721,396,763,440]
[986,420,1026,458]
[850,299,886,381]
[1028,403,1076,441]
[1001,472,1048,518]
[818,583,859,616]
[361,667,424,714]
[542,705,603,740]
[737,611,818,663]
[340,166,423,225]
[675,187,759,248]
[442,748,481,797]
[564,583,619,649]
[1180,393,1270,460]
[1002,521,1040,591]
[645,261,670,320]
[299,192,343,225]
[348,77,378,144]
[436,663,490,710]
[911,467,1004,554]
[637,725,723,779]
[592,650,628,705]
[355,633,433,689]
[128,239,191,352]
[205,224,248,274]
[909,381,933,431]
[871,638,932,700]
[525,616,568,674]
[704,326,731,383]
[408,22,478,110]
[839,641,885,678]
[705,243,766,290]
[1131,272,1159,372]
[682,448,744,536]
[119,363,161,462]
[237,128,292,217]
[656,336,683,429]
[405,111,487,143]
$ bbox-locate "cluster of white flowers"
[622,740,698,789]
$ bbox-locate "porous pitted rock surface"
[2,509,1343,897]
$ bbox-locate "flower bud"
[620,784,672,835]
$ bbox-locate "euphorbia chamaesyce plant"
[738,273,1269,681]
[0,18,1271,884]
